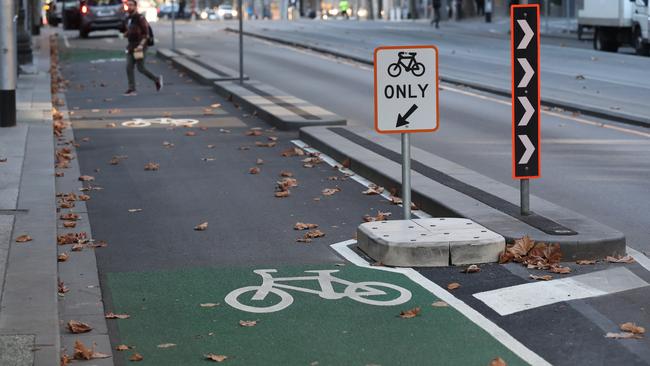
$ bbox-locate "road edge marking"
[627,246,650,271]
[331,240,551,366]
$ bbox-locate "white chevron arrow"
[517,58,534,88]
[518,96,534,126]
[518,135,535,165]
[517,19,534,49]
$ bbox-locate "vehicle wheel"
[633,27,650,56]
[79,29,89,38]
[593,27,618,52]
[577,25,583,41]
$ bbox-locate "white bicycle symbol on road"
[225,269,412,313]
[121,117,199,128]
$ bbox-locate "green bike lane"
[59,39,531,365]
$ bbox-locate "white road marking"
[628,247,650,272]
[474,267,649,316]
[331,240,551,366]
[63,34,71,48]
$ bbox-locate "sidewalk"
[0,32,59,365]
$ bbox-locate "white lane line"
[63,34,71,48]
[474,267,649,316]
[331,240,551,366]
[291,140,432,219]
[442,85,650,139]
[628,246,650,272]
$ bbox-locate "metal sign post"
[171,0,176,50]
[0,0,17,128]
[374,45,439,219]
[511,4,541,216]
[238,0,243,84]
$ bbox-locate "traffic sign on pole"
[511,4,541,179]
[374,45,439,134]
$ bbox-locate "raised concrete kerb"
[212,80,347,130]
[157,48,249,82]
[156,48,181,60]
[357,218,505,267]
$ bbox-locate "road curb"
[300,126,627,261]
[226,28,650,129]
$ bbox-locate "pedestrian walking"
[123,0,162,96]
[430,0,441,28]
[475,0,484,16]
[178,0,186,18]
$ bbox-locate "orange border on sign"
[373,45,440,134]
[510,4,541,180]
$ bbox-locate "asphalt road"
[135,21,650,256]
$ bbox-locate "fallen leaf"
[245,129,263,136]
[605,332,643,339]
[15,234,32,243]
[105,312,130,319]
[115,345,131,351]
[268,136,278,142]
[163,141,175,148]
[399,307,421,319]
[61,353,71,365]
[205,354,228,362]
[550,266,572,274]
[304,230,325,239]
[431,300,449,308]
[157,343,176,349]
[363,211,391,222]
[489,357,508,366]
[239,320,258,327]
[362,184,384,195]
[275,191,290,198]
[280,171,293,177]
[296,238,312,243]
[606,255,635,264]
[58,280,69,295]
[620,322,645,334]
[194,222,209,231]
[462,264,481,273]
[277,178,298,190]
[58,253,69,262]
[55,172,65,177]
[210,103,221,108]
[57,232,88,245]
[78,194,90,201]
[78,175,95,182]
[249,167,261,174]
[71,243,84,252]
[106,123,117,128]
[67,320,93,334]
[529,274,553,281]
[389,196,403,205]
[255,141,276,148]
[294,222,318,230]
[256,158,264,165]
[322,188,341,196]
[185,131,196,137]
[73,340,93,360]
[447,282,461,290]
[576,259,596,265]
[129,353,144,361]
[144,162,159,171]
[200,303,220,308]
[281,147,305,157]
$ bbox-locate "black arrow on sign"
[396,104,419,127]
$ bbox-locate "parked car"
[217,4,237,20]
[45,0,82,28]
[158,3,193,19]
[199,7,218,20]
[79,0,127,38]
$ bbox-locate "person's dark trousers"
[126,51,157,90]
[430,5,441,27]
[476,0,484,15]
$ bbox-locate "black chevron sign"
[511,4,540,179]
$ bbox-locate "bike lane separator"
[331,239,552,366]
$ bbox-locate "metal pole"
[520,179,530,215]
[171,0,176,50]
[1,0,18,128]
[544,0,549,34]
[401,133,412,219]
[238,0,243,84]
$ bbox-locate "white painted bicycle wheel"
[344,281,412,306]
[225,286,294,313]
[121,120,151,127]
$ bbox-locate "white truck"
[577,0,650,55]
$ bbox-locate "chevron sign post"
[511,4,540,214]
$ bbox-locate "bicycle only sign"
[374,45,439,133]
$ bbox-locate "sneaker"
[155,75,163,92]
[123,89,137,96]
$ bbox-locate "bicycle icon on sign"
[121,117,199,128]
[225,269,412,313]
[388,51,426,77]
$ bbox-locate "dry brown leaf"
[389,196,403,205]
[57,232,88,245]
[144,162,160,171]
[399,307,421,319]
[296,238,312,243]
[342,158,351,168]
[15,234,32,243]
[462,264,481,273]
[268,136,278,142]
[606,255,635,264]
[322,188,341,196]
[431,300,449,308]
[79,194,91,201]
[281,147,305,157]
[576,259,597,265]
[447,282,461,290]
[105,312,130,319]
[205,354,228,362]
[304,230,325,239]
[60,213,79,221]
[157,343,176,349]
[71,243,84,252]
[78,175,95,182]
[605,332,643,339]
[363,211,391,222]
[620,322,645,334]
[106,123,117,128]
[58,253,69,262]
[489,357,508,366]
[116,344,131,351]
[249,167,261,174]
[280,171,294,177]
[67,320,93,334]
[550,266,572,274]
[185,131,196,137]
[294,222,318,230]
[275,191,290,198]
[362,184,384,195]
[194,222,209,231]
[239,320,258,327]
[129,353,144,361]
[528,243,563,265]
[529,274,553,281]
[255,141,277,148]
[73,340,93,360]
[245,129,263,136]
[55,172,65,177]
[200,303,220,308]
[61,353,71,366]
[277,178,298,190]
